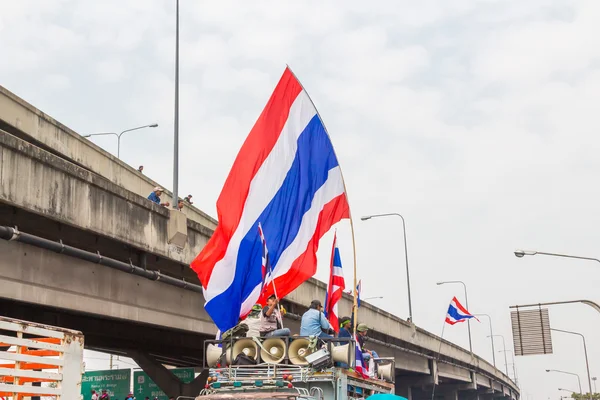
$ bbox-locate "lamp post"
[593,377,597,393]
[361,213,413,322]
[473,314,496,368]
[547,369,582,395]
[84,124,158,159]
[551,328,593,400]
[172,0,180,210]
[499,349,518,385]
[437,280,472,353]
[559,388,576,394]
[488,334,509,376]
[514,249,600,264]
[362,296,384,301]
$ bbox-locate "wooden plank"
[0,352,63,366]
[0,383,62,395]
[0,367,62,380]
[0,320,65,340]
[0,335,63,351]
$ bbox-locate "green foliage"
[570,393,600,400]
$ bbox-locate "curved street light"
[551,328,593,400]
[473,313,496,368]
[488,334,509,377]
[84,123,158,159]
[438,280,472,353]
[514,249,600,264]
[547,369,583,394]
[361,213,413,322]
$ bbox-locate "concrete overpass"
[0,84,519,400]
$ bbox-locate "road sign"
[81,369,131,399]
[511,308,553,356]
[134,368,195,400]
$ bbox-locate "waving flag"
[356,280,362,308]
[354,334,369,379]
[324,233,345,332]
[191,67,351,332]
[445,297,478,325]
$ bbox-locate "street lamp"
[559,388,576,394]
[361,213,413,322]
[473,314,495,368]
[84,123,158,159]
[510,300,600,315]
[488,334,509,377]
[592,377,597,393]
[172,0,180,210]
[438,280,472,353]
[551,328,593,400]
[514,249,600,264]
[499,349,518,385]
[547,370,583,394]
[362,296,384,301]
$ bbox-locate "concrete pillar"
[395,379,412,400]
[442,390,459,400]
[128,350,208,398]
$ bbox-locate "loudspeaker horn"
[206,344,224,367]
[260,338,286,364]
[377,362,393,382]
[230,338,259,362]
[288,338,312,365]
[332,343,351,365]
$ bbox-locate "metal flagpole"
[172,0,180,209]
[285,65,359,334]
[431,314,448,400]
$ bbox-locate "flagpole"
[285,65,359,334]
[431,315,448,400]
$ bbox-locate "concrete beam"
[474,373,491,388]
[0,239,214,334]
[0,129,210,264]
[437,362,472,382]
[128,350,208,398]
[0,85,217,230]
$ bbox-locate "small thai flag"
[445,297,479,325]
[354,334,368,379]
[258,222,271,293]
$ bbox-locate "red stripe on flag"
[452,296,471,316]
[259,193,350,303]
[191,68,303,286]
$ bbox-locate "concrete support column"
[127,350,208,398]
[395,378,412,400]
[442,390,459,400]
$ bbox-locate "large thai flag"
[324,233,345,332]
[191,67,350,332]
[445,297,478,325]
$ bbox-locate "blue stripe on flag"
[447,305,472,322]
[206,115,339,329]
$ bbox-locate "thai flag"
[354,334,368,379]
[258,222,271,293]
[324,233,345,332]
[191,67,350,332]
[445,297,478,325]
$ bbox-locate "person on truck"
[99,389,110,400]
[356,324,379,359]
[259,294,290,337]
[91,389,99,400]
[300,299,334,338]
[338,316,352,339]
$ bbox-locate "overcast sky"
[2,0,600,398]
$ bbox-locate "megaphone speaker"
[206,344,223,367]
[332,343,352,365]
[260,338,286,364]
[231,338,259,362]
[377,362,393,382]
[288,338,312,365]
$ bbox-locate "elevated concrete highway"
[0,84,519,400]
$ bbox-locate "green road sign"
[81,369,131,399]
[133,368,194,400]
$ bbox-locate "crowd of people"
[147,187,193,212]
[235,295,379,363]
[90,389,175,400]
